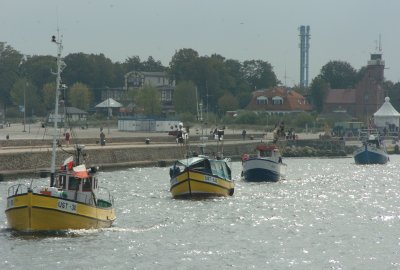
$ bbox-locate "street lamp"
[23,82,27,132]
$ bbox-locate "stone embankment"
[0,133,349,180]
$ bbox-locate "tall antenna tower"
[299,25,311,88]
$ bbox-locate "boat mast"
[50,33,65,186]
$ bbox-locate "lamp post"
[23,82,27,132]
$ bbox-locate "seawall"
[0,140,259,180]
[0,137,348,181]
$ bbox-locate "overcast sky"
[1,0,399,86]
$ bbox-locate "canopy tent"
[95,98,122,117]
[95,98,122,108]
[373,97,400,128]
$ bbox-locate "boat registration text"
[57,200,77,213]
[204,175,218,184]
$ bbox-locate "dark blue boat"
[353,133,389,165]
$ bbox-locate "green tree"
[218,92,239,114]
[173,81,197,115]
[242,60,279,89]
[320,60,357,89]
[0,42,23,106]
[137,84,161,116]
[235,111,257,125]
[224,59,251,96]
[237,91,252,109]
[42,82,56,111]
[10,77,42,116]
[169,48,199,82]
[310,75,329,113]
[123,56,143,72]
[63,53,117,102]
[142,56,165,72]
[19,55,56,90]
[68,82,92,110]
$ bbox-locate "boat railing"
[7,184,29,196]
[96,187,114,206]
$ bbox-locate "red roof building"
[246,87,312,114]
[323,53,385,120]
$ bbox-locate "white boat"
[242,144,287,182]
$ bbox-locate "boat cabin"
[170,157,232,180]
[39,165,100,204]
[364,135,381,148]
[256,144,281,159]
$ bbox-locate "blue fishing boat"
[241,144,287,182]
[353,131,389,165]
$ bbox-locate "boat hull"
[170,170,234,198]
[353,145,389,165]
[242,158,286,182]
[5,191,115,231]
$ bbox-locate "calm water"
[1,156,400,269]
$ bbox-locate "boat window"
[192,160,212,174]
[58,175,67,189]
[68,177,80,190]
[222,163,230,179]
[210,161,217,176]
[82,178,92,192]
[93,177,97,189]
[211,161,226,179]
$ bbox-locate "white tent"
[373,97,400,128]
[95,98,122,117]
[95,98,122,108]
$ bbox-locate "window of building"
[272,96,283,105]
[162,90,172,102]
[256,96,268,105]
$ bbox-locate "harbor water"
[1,156,400,269]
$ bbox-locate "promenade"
[0,122,321,142]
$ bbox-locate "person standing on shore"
[100,130,106,146]
[65,129,71,146]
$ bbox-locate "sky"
[1,0,400,86]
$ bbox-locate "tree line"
[1,41,400,121]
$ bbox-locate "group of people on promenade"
[62,127,106,147]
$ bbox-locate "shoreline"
[0,122,359,180]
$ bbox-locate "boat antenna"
[50,32,66,186]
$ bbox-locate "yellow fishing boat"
[6,161,115,231]
[5,34,115,232]
[169,156,235,198]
